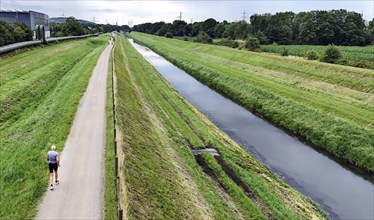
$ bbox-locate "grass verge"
[0,36,107,219]
[104,39,118,220]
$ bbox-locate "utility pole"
[128,20,133,27]
[92,16,97,23]
[241,10,247,22]
[62,10,65,18]
[178,12,182,21]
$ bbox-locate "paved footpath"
[36,40,113,219]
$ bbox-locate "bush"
[245,37,260,51]
[194,31,213,44]
[0,21,32,46]
[165,32,173,38]
[321,44,342,63]
[217,37,239,48]
[281,48,289,56]
[232,41,239,48]
[307,50,318,60]
[183,36,188,41]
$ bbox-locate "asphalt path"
[35,39,113,219]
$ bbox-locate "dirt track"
[35,40,113,219]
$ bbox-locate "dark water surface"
[129,39,374,220]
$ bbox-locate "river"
[129,39,374,220]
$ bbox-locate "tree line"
[133,9,374,46]
[0,16,129,46]
[50,17,130,37]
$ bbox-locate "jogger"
[47,145,60,190]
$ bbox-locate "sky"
[1,0,373,26]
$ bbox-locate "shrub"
[321,44,342,63]
[194,31,213,44]
[255,31,269,44]
[0,21,32,46]
[281,48,289,56]
[183,36,188,41]
[245,37,260,51]
[307,50,318,60]
[232,41,239,48]
[217,38,239,48]
[165,32,173,38]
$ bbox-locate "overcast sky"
[1,1,373,26]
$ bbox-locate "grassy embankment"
[261,44,374,69]
[130,32,374,173]
[0,36,107,219]
[104,36,118,220]
[114,34,327,219]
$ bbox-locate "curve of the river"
[129,39,374,220]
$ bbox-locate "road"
[35,40,113,219]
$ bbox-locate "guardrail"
[110,36,123,220]
[0,33,101,55]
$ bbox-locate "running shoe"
[55,180,59,185]
[50,184,54,190]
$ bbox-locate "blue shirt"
[48,151,59,164]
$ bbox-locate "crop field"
[113,34,326,219]
[0,36,107,219]
[129,32,374,173]
[261,44,374,69]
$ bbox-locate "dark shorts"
[49,163,58,173]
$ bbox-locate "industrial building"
[0,10,50,38]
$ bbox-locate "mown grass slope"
[114,34,327,219]
[129,32,374,173]
[0,36,107,219]
[104,40,118,220]
[261,44,374,69]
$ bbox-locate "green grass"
[0,36,107,219]
[114,34,327,219]
[104,41,118,220]
[129,32,374,173]
[261,44,374,69]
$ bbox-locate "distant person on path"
[47,145,60,190]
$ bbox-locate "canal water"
[129,39,374,220]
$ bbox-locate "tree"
[13,22,33,42]
[191,22,202,36]
[307,50,318,60]
[194,31,213,44]
[255,31,269,44]
[365,18,374,44]
[170,20,187,36]
[0,21,14,46]
[201,18,218,37]
[321,45,341,63]
[250,13,271,35]
[265,12,294,44]
[62,17,85,36]
[213,21,227,38]
[245,36,260,51]
[165,32,173,38]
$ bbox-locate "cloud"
[1,0,372,25]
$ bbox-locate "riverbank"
[129,32,374,173]
[113,34,327,219]
[128,38,373,219]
